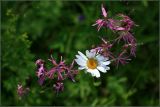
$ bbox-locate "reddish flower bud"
[53,82,64,93]
[17,84,30,99]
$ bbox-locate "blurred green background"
[1,1,159,106]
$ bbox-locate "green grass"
[1,1,159,106]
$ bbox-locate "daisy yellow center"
[87,58,98,69]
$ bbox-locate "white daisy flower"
[75,50,110,78]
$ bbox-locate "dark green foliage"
[1,1,159,106]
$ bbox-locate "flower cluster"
[91,4,138,67]
[17,84,30,99]
[35,55,78,93]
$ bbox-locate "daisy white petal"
[77,58,87,64]
[78,51,88,60]
[96,55,105,61]
[86,50,96,58]
[90,51,96,58]
[86,50,90,57]
[76,55,86,63]
[102,61,110,65]
[78,66,86,70]
[87,52,93,58]
[75,59,86,66]
[75,55,81,59]
[105,66,110,70]
[87,69,95,76]
[104,57,109,61]
[97,66,107,73]
[93,69,100,78]
[87,69,97,77]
